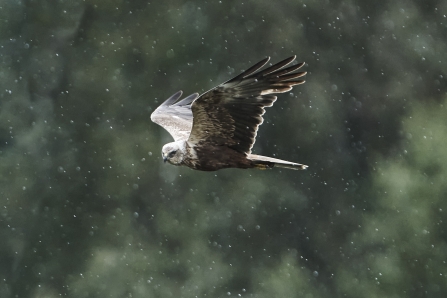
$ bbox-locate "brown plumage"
[151,56,308,171]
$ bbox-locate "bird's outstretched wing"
[150,91,199,141]
[188,56,306,154]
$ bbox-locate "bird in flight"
[151,56,308,171]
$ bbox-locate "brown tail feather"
[247,154,308,170]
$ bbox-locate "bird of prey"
[151,56,308,171]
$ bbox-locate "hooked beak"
[163,154,168,163]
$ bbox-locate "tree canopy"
[1,1,446,297]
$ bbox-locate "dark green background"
[1,0,446,297]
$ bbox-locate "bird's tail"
[247,154,308,170]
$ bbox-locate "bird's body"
[186,143,256,171]
[151,56,308,171]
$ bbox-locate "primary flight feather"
[151,56,308,171]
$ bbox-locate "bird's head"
[161,141,186,165]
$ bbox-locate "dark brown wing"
[151,91,199,141]
[188,56,306,154]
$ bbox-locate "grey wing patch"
[150,91,199,141]
[188,56,306,154]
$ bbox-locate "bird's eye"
[169,150,177,157]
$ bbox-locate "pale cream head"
[161,141,186,165]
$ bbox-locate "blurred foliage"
[1,0,447,297]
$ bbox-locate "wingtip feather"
[173,92,200,106]
[161,90,183,107]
